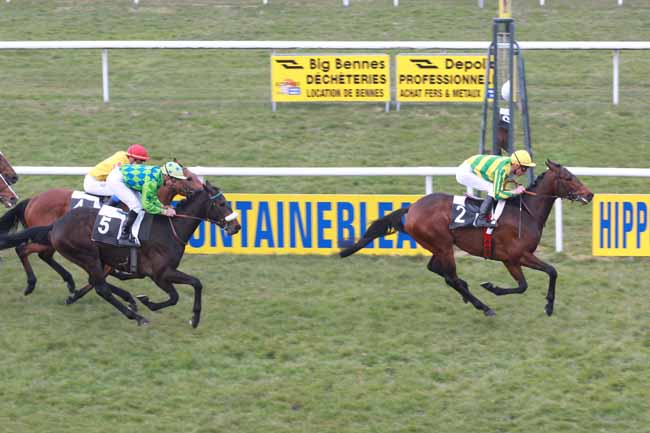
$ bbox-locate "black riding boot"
[474,196,497,228]
[118,210,139,246]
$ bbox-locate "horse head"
[545,160,593,204]
[0,174,19,208]
[0,152,18,185]
[203,181,241,236]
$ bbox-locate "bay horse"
[0,166,204,295]
[0,152,18,185]
[0,182,240,327]
[0,174,19,209]
[340,160,593,317]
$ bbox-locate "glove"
[163,207,176,217]
[514,185,526,195]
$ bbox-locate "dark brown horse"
[340,160,593,317]
[0,152,18,185]
[0,166,204,295]
[0,182,241,327]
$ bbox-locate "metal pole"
[555,198,563,252]
[478,0,485,8]
[102,48,109,103]
[613,49,620,105]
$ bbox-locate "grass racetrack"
[1,1,650,432]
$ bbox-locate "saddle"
[91,206,152,248]
[70,191,118,210]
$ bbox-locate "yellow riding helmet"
[510,149,536,167]
[161,161,187,180]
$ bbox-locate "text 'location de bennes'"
[272,54,390,102]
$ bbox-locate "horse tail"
[339,207,409,258]
[0,199,29,234]
[0,225,52,250]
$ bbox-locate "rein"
[165,191,234,246]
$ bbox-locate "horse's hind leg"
[94,281,148,326]
[15,244,38,296]
[65,283,94,305]
[38,248,75,293]
[427,254,496,317]
[104,281,138,312]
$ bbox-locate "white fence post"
[554,198,563,252]
[343,0,349,6]
[425,176,432,194]
[102,48,109,103]
[478,0,484,8]
[613,49,620,105]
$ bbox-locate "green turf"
[1,1,650,432]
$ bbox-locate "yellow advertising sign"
[185,193,426,255]
[396,54,490,103]
[271,54,390,102]
[592,194,650,256]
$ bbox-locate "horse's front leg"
[138,268,203,328]
[480,261,528,296]
[519,252,558,316]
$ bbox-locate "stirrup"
[118,231,138,247]
[474,217,497,228]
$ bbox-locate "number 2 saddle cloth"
[449,195,505,235]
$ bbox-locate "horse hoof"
[136,316,149,326]
[23,287,34,296]
[66,281,76,293]
[484,309,496,317]
[545,305,554,316]
[65,296,74,305]
[190,316,200,328]
[128,302,138,313]
[136,295,149,304]
[480,282,494,290]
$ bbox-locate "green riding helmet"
[161,161,187,180]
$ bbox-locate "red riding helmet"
[126,144,150,161]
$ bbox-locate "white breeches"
[456,162,495,198]
[106,167,142,212]
[83,174,114,196]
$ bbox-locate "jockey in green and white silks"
[456,150,536,228]
[106,161,187,245]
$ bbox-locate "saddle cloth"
[70,191,104,210]
[91,205,153,247]
[449,195,506,234]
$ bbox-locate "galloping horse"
[0,152,18,185]
[340,160,593,317]
[0,173,19,209]
[0,166,204,295]
[0,182,241,327]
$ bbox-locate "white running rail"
[14,165,650,253]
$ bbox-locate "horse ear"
[173,158,184,167]
[546,159,561,170]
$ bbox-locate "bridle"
[166,191,238,245]
[0,173,19,203]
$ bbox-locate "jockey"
[83,144,150,197]
[456,149,536,228]
[105,161,187,246]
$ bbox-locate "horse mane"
[526,170,547,190]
